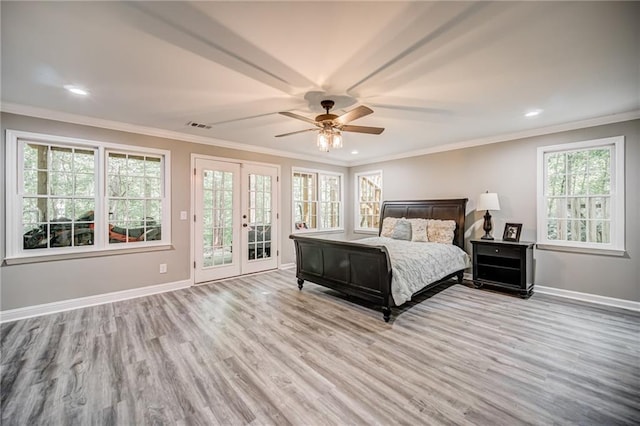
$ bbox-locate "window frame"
[291,167,344,234]
[354,170,383,234]
[536,136,625,255]
[5,129,171,260]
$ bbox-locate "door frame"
[189,154,281,285]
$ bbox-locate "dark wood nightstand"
[470,239,534,298]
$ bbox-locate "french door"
[194,158,278,283]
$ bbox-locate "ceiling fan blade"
[341,125,385,135]
[275,128,317,138]
[279,111,318,125]
[335,105,373,125]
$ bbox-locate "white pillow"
[427,219,456,244]
[380,217,398,237]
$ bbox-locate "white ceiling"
[2,1,639,166]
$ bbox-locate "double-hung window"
[537,136,624,255]
[292,168,343,232]
[354,170,383,233]
[6,130,171,260]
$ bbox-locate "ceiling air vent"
[186,121,212,130]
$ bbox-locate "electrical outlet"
[180,211,188,220]
[159,263,167,274]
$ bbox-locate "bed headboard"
[378,199,468,249]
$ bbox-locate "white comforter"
[356,237,470,305]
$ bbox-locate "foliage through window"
[537,136,624,253]
[108,153,163,244]
[6,130,170,258]
[355,171,382,232]
[292,169,342,232]
[22,143,96,250]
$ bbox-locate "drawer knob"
[495,249,499,253]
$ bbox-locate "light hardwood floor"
[2,269,639,425]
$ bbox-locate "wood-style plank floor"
[2,269,639,425]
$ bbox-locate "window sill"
[4,244,174,265]
[536,243,626,257]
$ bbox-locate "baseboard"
[461,273,638,311]
[535,285,640,312]
[279,263,296,270]
[0,279,192,323]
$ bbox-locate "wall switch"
[159,263,167,274]
[180,211,188,220]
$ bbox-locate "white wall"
[350,119,639,301]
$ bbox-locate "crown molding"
[0,102,350,167]
[347,110,640,167]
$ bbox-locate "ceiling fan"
[276,100,384,151]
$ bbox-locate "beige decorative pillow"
[380,217,398,237]
[409,218,428,242]
[427,219,457,244]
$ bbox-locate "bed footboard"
[290,235,393,319]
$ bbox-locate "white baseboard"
[279,263,296,270]
[0,279,192,323]
[462,273,638,311]
[534,285,640,312]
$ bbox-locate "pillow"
[391,219,412,241]
[427,219,456,244]
[380,217,398,237]
[409,218,428,242]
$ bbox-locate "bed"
[290,199,469,321]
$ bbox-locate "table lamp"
[477,192,500,240]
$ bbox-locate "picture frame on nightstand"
[502,223,522,242]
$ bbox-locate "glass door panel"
[195,159,240,282]
[242,165,278,274]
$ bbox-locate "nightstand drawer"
[475,244,520,259]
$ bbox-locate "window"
[6,130,170,259]
[355,170,383,232]
[107,153,163,245]
[537,136,624,254]
[292,168,343,232]
[21,143,96,250]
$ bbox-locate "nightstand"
[470,239,534,298]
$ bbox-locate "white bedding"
[356,237,470,305]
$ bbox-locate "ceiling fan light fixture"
[331,130,343,149]
[317,130,330,152]
[317,128,343,152]
[279,99,383,151]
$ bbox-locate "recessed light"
[64,85,89,96]
[351,150,359,155]
[524,109,542,118]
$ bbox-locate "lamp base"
[481,210,494,240]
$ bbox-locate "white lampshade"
[477,192,501,211]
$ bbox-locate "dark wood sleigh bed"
[290,199,468,322]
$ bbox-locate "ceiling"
[2,1,639,166]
